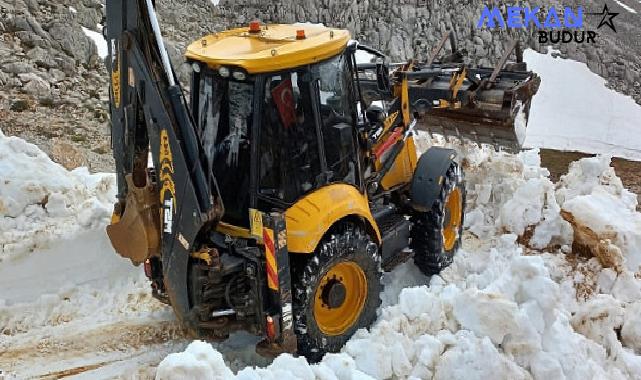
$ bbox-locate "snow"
[524,48,641,161]
[0,129,115,262]
[3,134,641,378]
[82,26,108,59]
[155,139,641,380]
[3,45,641,378]
[355,49,375,64]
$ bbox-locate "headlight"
[232,71,246,81]
[192,62,201,73]
[218,67,230,77]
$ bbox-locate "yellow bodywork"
[215,184,380,254]
[217,221,253,239]
[285,184,381,254]
[185,24,351,74]
[378,135,418,190]
[372,72,418,190]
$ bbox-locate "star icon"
[588,4,620,33]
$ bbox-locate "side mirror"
[375,63,391,95]
[365,104,385,125]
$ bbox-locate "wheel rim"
[443,187,462,251]
[313,261,368,336]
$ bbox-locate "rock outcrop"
[217,0,641,104]
[0,0,639,171]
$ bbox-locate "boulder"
[15,31,48,49]
[48,68,66,82]
[1,61,34,74]
[50,141,89,170]
[46,22,96,64]
[20,73,51,96]
[9,16,33,32]
[26,47,58,69]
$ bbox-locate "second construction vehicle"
[104,0,540,360]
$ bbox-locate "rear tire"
[292,224,381,362]
[411,162,465,275]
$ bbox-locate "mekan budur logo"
[477,4,619,44]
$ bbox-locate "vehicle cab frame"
[188,47,366,228]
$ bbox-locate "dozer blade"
[106,174,160,265]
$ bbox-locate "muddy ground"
[540,149,641,209]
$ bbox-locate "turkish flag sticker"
[271,78,296,129]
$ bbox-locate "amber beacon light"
[249,20,261,33]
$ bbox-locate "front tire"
[292,224,381,362]
[411,162,465,275]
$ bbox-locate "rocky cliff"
[0,0,639,171]
[218,0,641,103]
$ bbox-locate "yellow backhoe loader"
[104,0,540,360]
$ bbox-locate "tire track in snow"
[0,229,188,379]
[1,320,189,379]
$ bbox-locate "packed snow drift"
[0,130,186,378]
[0,129,114,263]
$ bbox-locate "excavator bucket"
[106,174,161,265]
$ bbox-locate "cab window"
[258,70,322,204]
[198,74,253,225]
[315,54,359,186]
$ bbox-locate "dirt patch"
[561,210,624,273]
[540,149,641,210]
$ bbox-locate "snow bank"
[0,129,115,262]
[156,141,641,379]
[0,133,177,378]
[558,156,641,272]
[524,48,641,161]
[0,131,144,331]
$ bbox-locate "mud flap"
[410,147,457,213]
[106,175,160,265]
[256,212,297,356]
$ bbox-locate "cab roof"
[185,24,351,74]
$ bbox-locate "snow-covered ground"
[0,130,115,263]
[2,48,641,379]
[155,138,641,380]
[0,129,183,378]
[524,49,641,161]
[3,124,641,379]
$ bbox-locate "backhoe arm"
[105,0,223,327]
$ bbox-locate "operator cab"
[186,23,362,226]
